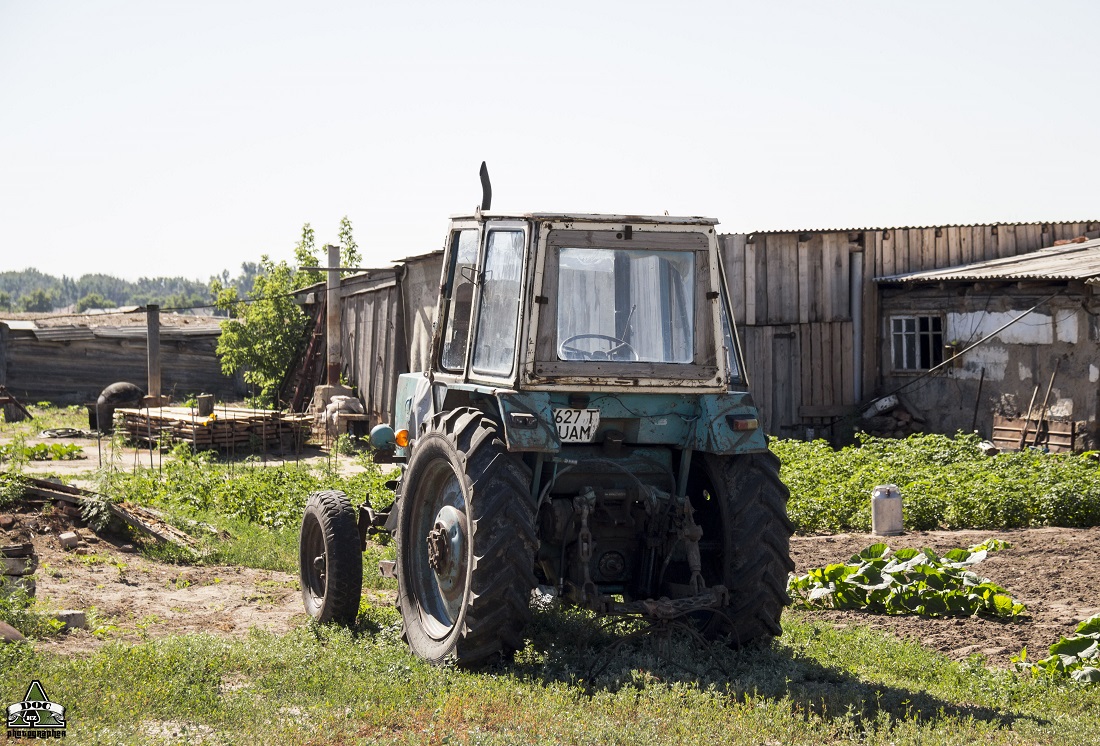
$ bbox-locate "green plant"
[0,472,26,509]
[0,582,64,638]
[772,432,1100,533]
[1015,614,1100,684]
[80,492,116,532]
[0,441,84,461]
[787,540,1026,619]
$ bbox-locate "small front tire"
[299,489,363,626]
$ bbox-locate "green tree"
[294,223,322,287]
[214,254,310,406]
[0,291,11,311]
[338,215,361,275]
[18,288,56,312]
[212,218,361,407]
[75,292,117,313]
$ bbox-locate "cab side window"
[440,230,479,372]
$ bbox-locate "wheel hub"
[425,505,466,592]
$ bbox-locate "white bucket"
[871,484,904,536]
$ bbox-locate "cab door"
[433,219,529,386]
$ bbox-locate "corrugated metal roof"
[93,325,221,339]
[727,219,1100,237]
[1,319,220,340]
[27,326,96,341]
[876,239,1100,283]
[391,249,443,264]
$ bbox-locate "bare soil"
[791,527,1100,667]
[1,504,308,653]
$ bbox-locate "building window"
[891,315,944,371]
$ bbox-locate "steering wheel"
[558,333,639,361]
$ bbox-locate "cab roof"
[448,211,719,227]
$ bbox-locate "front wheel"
[299,490,363,626]
[396,408,536,667]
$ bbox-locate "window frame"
[889,313,945,372]
[469,225,528,378]
[531,228,719,381]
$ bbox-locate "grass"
[0,402,88,437]
[0,609,1097,744]
[4,431,1098,741]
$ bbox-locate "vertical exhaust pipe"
[479,161,492,211]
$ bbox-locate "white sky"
[1,1,1098,281]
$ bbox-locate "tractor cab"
[428,212,744,396]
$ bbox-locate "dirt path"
[2,502,310,653]
[790,527,1100,667]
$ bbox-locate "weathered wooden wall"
[335,252,444,426]
[0,327,245,405]
[721,220,1100,438]
[341,273,406,425]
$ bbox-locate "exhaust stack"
[479,161,491,211]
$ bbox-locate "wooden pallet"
[991,414,1075,453]
[115,406,311,450]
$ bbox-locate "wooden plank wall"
[738,321,855,437]
[721,221,1100,437]
[0,334,243,405]
[341,280,407,426]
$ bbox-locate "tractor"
[299,180,794,666]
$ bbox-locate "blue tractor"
[299,198,794,667]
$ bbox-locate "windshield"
[556,247,694,363]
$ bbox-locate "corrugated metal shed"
[876,239,1100,283]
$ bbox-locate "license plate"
[553,408,601,443]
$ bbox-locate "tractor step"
[378,560,396,579]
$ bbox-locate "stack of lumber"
[115,406,311,450]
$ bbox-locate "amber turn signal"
[395,429,410,447]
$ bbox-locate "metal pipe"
[971,367,985,432]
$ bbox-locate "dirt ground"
[1,504,309,653]
[790,527,1100,667]
[5,508,1096,667]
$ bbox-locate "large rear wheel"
[695,451,794,645]
[396,408,536,667]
